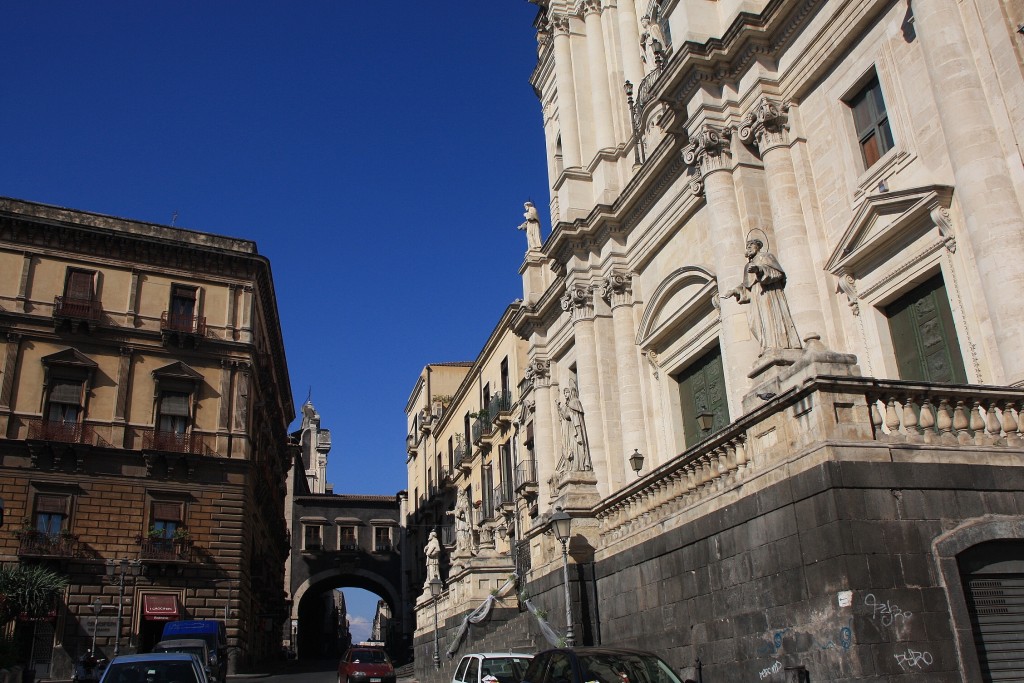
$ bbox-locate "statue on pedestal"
[556,380,593,472]
[722,236,802,356]
[453,489,474,554]
[518,201,542,251]
[424,530,441,585]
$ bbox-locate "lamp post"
[429,578,443,670]
[628,449,645,477]
[106,559,142,656]
[89,597,103,653]
[549,507,574,647]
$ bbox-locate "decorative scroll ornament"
[583,0,602,16]
[560,285,595,321]
[599,272,633,307]
[931,205,956,253]
[682,125,730,175]
[836,270,860,316]
[551,14,571,36]
[644,349,660,379]
[738,96,789,152]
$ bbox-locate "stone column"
[912,0,1024,385]
[17,253,33,312]
[525,358,556,502]
[0,333,20,437]
[560,285,608,488]
[684,126,758,404]
[583,1,615,151]
[601,273,648,488]
[738,96,827,342]
[615,0,645,96]
[552,14,583,168]
[112,346,134,448]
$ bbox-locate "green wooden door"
[678,346,730,448]
[885,274,967,384]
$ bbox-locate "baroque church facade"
[411,0,1024,681]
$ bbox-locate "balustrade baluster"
[870,398,884,439]
[699,456,713,494]
[735,437,749,473]
[954,400,972,444]
[903,396,921,441]
[714,447,728,490]
[919,398,936,442]
[1004,402,1022,446]
[885,396,902,438]
[937,398,956,444]
[984,400,1004,445]
[726,441,739,481]
[970,400,986,445]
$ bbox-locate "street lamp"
[549,507,574,647]
[429,578,443,670]
[89,598,103,653]
[628,449,644,477]
[105,559,142,656]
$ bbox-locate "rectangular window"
[158,391,191,435]
[34,494,69,536]
[150,501,183,540]
[374,527,391,552]
[64,269,95,302]
[848,74,894,168]
[339,526,357,550]
[47,378,83,424]
[304,525,322,551]
[482,464,494,520]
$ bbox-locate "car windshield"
[577,653,682,683]
[481,657,532,683]
[350,650,388,664]
[103,661,200,683]
[154,648,204,660]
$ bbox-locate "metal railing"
[17,531,79,559]
[137,537,193,563]
[160,311,207,335]
[142,429,215,455]
[54,296,102,321]
[514,459,537,490]
[472,417,492,443]
[488,392,512,422]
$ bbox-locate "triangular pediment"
[152,361,203,383]
[826,184,954,275]
[40,347,98,370]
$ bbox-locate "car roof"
[109,653,199,663]
[155,639,207,647]
[464,653,535,658]
[534,648,664,657]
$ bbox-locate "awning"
[142,594,180,621]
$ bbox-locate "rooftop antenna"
[305,386,312,404]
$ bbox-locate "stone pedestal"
[742,336,860,413]
[549,469,602,511]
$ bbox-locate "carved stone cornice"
[738,96,789,153]
[560,285,596,321]
[600,272,634,309]
[524,359,552,389]
[682,125,731,177]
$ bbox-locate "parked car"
[98,652,209,683]
[152,640,212,677]
[520,648,684,683]
[338,646,396,683]
[453,652,534,683]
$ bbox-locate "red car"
[338,647,395,683]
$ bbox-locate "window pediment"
[41,348,97,375]
[826,184,955,277]
[152,361,203,384]
[636,266,718,350]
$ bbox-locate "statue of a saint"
[454,489,473,553]
[640,16,666,72]
[721,238,802,356]
[556,380,593,472]
[424,530,441,584]
[517,201,542,251]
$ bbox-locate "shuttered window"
[64,269,95,300]
[965,575,1024,681]
[34,494,69,534]
[848,74,894,168]
[886,274,967,384]
[676,345,730,449]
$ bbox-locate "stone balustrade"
[597,376,1024,541]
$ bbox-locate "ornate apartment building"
[412,1,1024,681]
[0,198,294,677]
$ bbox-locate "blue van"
[160,621,227,682]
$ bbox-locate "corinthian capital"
[600,272,634,308]
[524,358,551,388]
[738,97,788,152]
[560,285,596,321]
[582,0,602,16]
[682,124,731,176]
[551,14,572,36]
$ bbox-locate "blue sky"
[1,2,548,642]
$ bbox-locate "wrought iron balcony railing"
[488,392,512,423]
[16,531,79,559]
[472,417,493,444]
[142,429,215,456]
[514,459,538,491]
[27,419,111,447]
[160,311,207,336]
[137,536,193,563]
[54,296,102,321]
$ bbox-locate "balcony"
[137,536,193,563]
[471,416,493,446]
[53,296,102,332]
[514,459,538,497]
[455,440,473,473]
[27,419,110,447]
[487,391,513,425]
[160,311,206,348]
[406,433,418,457]
[142,429,215,456]
[493,483,515,514]
[16,531,79,559]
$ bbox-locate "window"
[158,391,191,436]
[304,524,322,551]
[33,494,69,536]
[676,346,729,449]
[886,274,967,384]
[38,349,97,443]
[46,378,83,425]
[339,526,357,550]
[848,75,894,168]
[168,285,198,332]
[149,501,183,541]
[64,269,95,303]
[374,526,392,552]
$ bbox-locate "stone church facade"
[412,1,1024,681]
